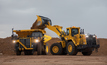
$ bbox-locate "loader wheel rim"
[68,45,72,52]
[46,46,48,53]
[52,46,59,53]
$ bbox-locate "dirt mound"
[0,37,15,55]
[31,20,38,29]
[92,38,107,55]
[0,37,107,56]
[31,20,45,30]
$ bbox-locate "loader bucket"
[31,15,52,29]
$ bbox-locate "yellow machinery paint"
[35,16,87,47]
[68,45,72,52]
[52,46,59,53]
[34,15,99,55]
[12,29,52,55]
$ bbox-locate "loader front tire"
[50,43,62,55]
[82,51,92,56]
[66,42,77,55]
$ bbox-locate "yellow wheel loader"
[11,29,51,55]
[32,15,100,56]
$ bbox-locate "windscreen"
[71,28,78,36]
[32,32,42,37]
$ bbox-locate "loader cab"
[66,26,80,37]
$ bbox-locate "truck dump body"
[13,29,46,38]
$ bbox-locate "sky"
[0,0,107,38]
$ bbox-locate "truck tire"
[15,43,21,55]
[50,43,62,55]
[43,43,49,55]
[16,51,21,55]
[24,50,33,55]
[82,51,92,56]
[37,42,42,55]
[45,43,49,55]
[66,42,77,55]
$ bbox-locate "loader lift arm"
[46,24,64,37]
[35,15,66,38]
[32,15,100,55]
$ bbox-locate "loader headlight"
[34,39,40,43]
[85,34,89,38]
[86,35,89,38]
[12,40,16,43]
[93,35,96,37]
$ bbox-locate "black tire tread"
[50,43,62,55]
[66,42,78,55]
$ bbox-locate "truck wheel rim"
[46,46,48,53]
[68,45,72,52]
[52,46,59,53]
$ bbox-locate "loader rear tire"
[37,42,42,55]
[50,43,62,55]
[66,42,77,55]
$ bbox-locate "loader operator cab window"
[32,32,42,38]
[66,29,69,35]
[71,28,78,36]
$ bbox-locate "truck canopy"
[13,29,46,38]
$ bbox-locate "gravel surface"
[0,55,107,65]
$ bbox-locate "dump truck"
[11,29,51,55]
[32,15,100,56]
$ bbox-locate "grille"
[86,35,96,46]
[19,39,30,48]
